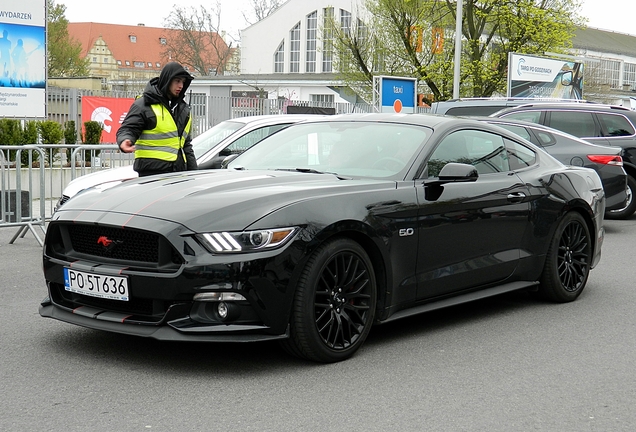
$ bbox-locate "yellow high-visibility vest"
[134,104,192,161]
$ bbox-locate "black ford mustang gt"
[41,113,606,363]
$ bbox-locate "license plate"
[64,268,129,301]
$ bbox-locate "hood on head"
[146,62,194,104]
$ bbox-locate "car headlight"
[197,227,297,253]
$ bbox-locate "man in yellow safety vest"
[117,62,197,176]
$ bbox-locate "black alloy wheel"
[281,238,377,363]
[538,212,591,302]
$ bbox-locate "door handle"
[507,192,526,202]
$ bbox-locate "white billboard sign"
[507,53,584,100]
[0,0,46,118]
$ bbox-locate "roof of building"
[573,27,636,58]
[67,22,228,72]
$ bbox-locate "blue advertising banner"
[0,0,46,117]
[507,53,584,100]
[379,76,417,113]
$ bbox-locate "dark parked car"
[429,97,592,116]
[56,114,319,210]
[475,116,627,217]
[41,113,605,363]
[491,102,636,219]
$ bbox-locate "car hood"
[55,169,395,232]
[63,165,137,197]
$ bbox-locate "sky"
[59,0,635,38]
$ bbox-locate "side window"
[427,130,509,177]
[506,139,536,170]
[597,113,635,137]
[533,130,557,147]
[548,111,596,138]
[219,124,290,156]
[496,124,532,141]
[502,110,541,124]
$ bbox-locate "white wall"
[241,0,364,75]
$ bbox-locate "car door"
[415,129,532,300]
[594,112,636,164]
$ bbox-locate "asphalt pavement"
[1,218,636,431]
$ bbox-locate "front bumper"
[41,215,310,341]
[39,295,290,342]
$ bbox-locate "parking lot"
[2,215,636,431]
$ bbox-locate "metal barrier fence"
[0,144,134,246]
[46,87,431,138]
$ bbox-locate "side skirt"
[380,281,539,324]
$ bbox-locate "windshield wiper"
[275,168,351,179]
[275,168,325,174]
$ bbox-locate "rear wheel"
[280,238,377,363]
[538,212,591,302]
[606,175,636,220]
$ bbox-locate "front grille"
[69,224,160,262]
[49,223,185,267]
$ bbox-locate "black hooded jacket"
[117,62,197,175]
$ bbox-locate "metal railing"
[0,144,134,246]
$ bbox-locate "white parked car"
[56,115,319,210]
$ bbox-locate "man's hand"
[119,139,135,153]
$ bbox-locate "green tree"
[47,0,89,77]
[331,0,586,101]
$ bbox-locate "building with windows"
[190,0,363,106]
[192,0,636,108]
[571,27,636,103]
[66,22,232,91]
[64,1,636,112]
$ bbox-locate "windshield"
[228,121,430,178]
[191,120,245,159]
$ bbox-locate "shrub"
[38,121,64,167]
[0,119,25,166]
[82,121,104,163]
[63,121,78,165]
[38,121,63,144]
[64,121,77,144]
[21,121,39,166]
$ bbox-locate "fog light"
[218,302,229,319]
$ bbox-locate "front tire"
[280,238,377,363]
[538,212,591,302]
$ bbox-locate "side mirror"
[424,162,478,201]
[561,70,573,86]
[220,153,239,168]
[438,162,479,181]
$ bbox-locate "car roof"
[472,115,618,149]
[492,102,634,116]
[430,97,593,115]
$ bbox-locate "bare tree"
[242,0,282,25]
[163,3,235,76]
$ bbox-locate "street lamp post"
[453,0,463,99]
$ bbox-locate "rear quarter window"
[506,139,537,170]
[597,113,635,137]
[501,110,542,124]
